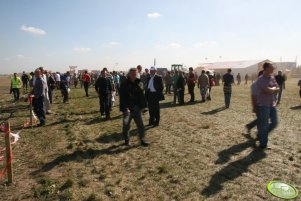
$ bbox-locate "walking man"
[223,69,234,108]
[198,70,209,102]
[83,71,91,97]
[95,70,113,120]
[237,73,241,85]
[119,68,149,147]
[256,62,279,149]
[164,71,172,94]
[146,67,164,127]
[172,71,179,104]
[10,73,22,102]
[275,71,285,105]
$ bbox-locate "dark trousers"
[173,85,178,104]
[178,89,185,105]
[224,93,231,107]
[84,82,89,97]
[123,106,145,142]
[147,92,160,125]
[56,81,60,89]
[61,86,69,103]
[33,95,45,124]
[99,93,110,115]
[277,85,283,104]
[165,84,172,94]
[188,85,195,102]
[22,81,28,91]
[48,89,53,104]
[12,88,20,101]
[207,86,212,100]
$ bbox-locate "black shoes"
[140,140,150,147]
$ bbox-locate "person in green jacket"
[10,73,22,102]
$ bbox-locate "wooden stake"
[4,122,13,184]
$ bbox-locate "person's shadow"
[201,134,266,197]
[290,105,301,110]
[201,106,227,115]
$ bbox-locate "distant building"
[195,60,297,79]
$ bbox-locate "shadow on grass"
[31,144,133,175]
[96,126,152,144]
[201,106,227,115]
[85,114,123,125]
[290,105,301,110]
[201,134,266,197]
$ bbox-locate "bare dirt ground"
[0,76,300,201]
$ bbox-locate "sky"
[0,0,300,74]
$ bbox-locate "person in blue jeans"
[222,69,234,108]
[256,62,280,149]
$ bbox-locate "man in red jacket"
[83,70,91,97]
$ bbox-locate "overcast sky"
[0,0,300,74]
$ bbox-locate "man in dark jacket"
[32,68,46,126]
[145,66,164,127]
[177,70,186,105]
[275,71,285,105]
[95,70,113,120]
[119,68,149,147]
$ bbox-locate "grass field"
[0,76,300,201]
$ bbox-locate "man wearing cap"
[256,62,279,149]
[145,66,164,127]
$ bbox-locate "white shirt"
[55,73,61,82]
[148,76,156,92]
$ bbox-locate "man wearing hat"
[145,66,164,127]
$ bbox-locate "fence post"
[4,122,13,184]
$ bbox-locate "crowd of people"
[9,62,300,148]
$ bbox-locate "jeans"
[224,93,231,107]
[123,106,145,142]
[12,88,20,101]
[33,95,45,124]
[258,106,278,147]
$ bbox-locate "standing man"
[164,71,172,95]
[187,67,196,103]
[119,68,149,147]
[298,79,301,104]
[137,65,142,79]
[236,73,241,85]
[206,71,214,101]
[256,62,279,149]
[83,71,91,97]
[176,70,186,105]
[172,71,179,105]
[95,70,113,120]
[10,73,22,102]
[275,71,285,105]
[245,74,249,85]
[21,71,29,93]
[55,72,61,89]
[223,69,234,108]
[32,69,46,126]
[197,70,209,102]
[113,71,120,95]
[146,67,164,127]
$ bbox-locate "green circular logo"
[267,181,299,200]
